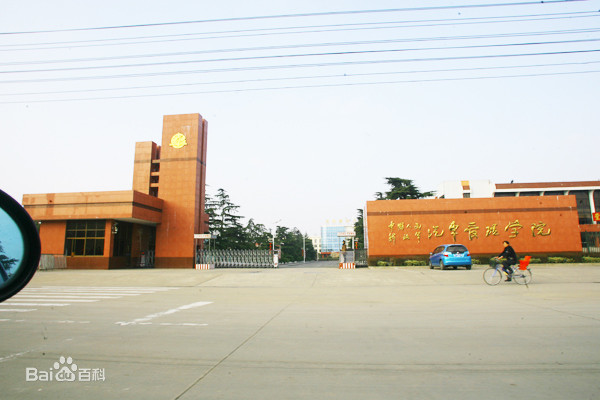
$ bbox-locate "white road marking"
[0,309,36,312]
[116,301,212,326]
[6,286,176,312]
[2,302,69,307]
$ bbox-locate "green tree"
[246,219,271,249]
[354,208,364,249]
[273,227,316,263]
[375,178,434,200]
[304,234,317,261]
[205,189,249,249]
[0,241,18,281]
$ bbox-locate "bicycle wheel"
[483,267,503,285]
[513,268,532,285]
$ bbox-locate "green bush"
[548,257,575,264]
[404,260,426,266]
[529,258,542,264]
[583,256,600,263]
[376,260,390,267]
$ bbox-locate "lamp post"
[303,234,306,263]
[272,219,281,267]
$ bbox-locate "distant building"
[320,220,355,255]
[439,180,600,227]
[309,236,321,254]
[23,113,209,269]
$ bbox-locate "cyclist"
[497,240,518,281]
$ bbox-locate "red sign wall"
[366,196,582,257]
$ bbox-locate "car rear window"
[447,245,468,253]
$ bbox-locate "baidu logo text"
[26,356,106,382]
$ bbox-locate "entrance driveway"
[1,263,599,399]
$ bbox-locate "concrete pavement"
[1,262,599,399]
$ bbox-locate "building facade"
[23,113,209,269]
[366,195,583,259]
[437,180,600,254]
[320,222,355,255]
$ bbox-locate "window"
[543,191,565,196]
[447,245,468,253]
[519,191,540,196]
[494,192,516,197]
[64,220,105,256]
[568,191,592,224]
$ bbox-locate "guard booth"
[194,233,216,269]
[338,231,356,269]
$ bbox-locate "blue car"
[429,244,472,270]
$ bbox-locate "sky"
[1,0,599,237]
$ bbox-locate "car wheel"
[466,265,472,270]
[429,260,434,269]
[439,260,445,270]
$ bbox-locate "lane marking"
[0,309,36,312]
[7,298,98,303]
[2,303,69,307]
[13,295,120,299]
[116,301,212,326]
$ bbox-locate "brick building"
[23,113,209,269]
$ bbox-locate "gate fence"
[338,250,368,267]
[196,249,276,268]
[582,232,600,255]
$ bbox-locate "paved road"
[1,263,599,399]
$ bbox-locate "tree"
[246,219,271,250]
[375,178,433,200]
[354,208,364,249]
[304,235,317,261]
[0,241,18,281]
[205,189,249,249]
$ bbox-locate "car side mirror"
[0,189,41,303]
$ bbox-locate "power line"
[5,60,599,97]
[2,69,597,104]
[2,49,598,85]
[2,11,597,51]
[2,27,598,67]
[2,38,599,75]
[0,0,588,35]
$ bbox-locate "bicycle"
[483,256,532,286]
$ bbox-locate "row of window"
[64,220,105,256]
[494,190,600,224]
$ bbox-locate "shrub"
[404,260,426,266]
[583,256,600,263]
[548,257,575,264]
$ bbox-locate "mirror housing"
[0,189,41,303]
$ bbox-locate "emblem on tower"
[169,133,188,149]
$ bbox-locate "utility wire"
[5,60,599,97]
[2,10,597,51]
[2,49,598,85]
[2,38,599,75]
[0,1,588,35]
[2,69,597,104]
[2,27,598,67]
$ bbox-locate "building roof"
[496,181,600,190]
[23,190,163,225]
